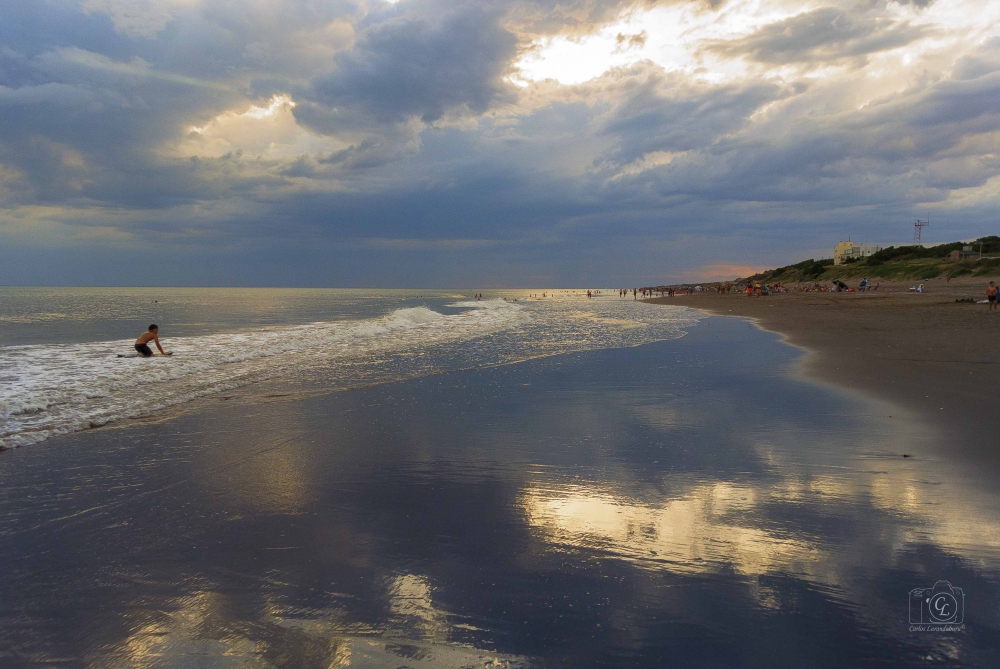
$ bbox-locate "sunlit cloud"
[3,0,1000,285]
[169,95,346,159]
[514,1,811,85]
[515,0,999,91]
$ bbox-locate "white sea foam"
[0,297,701,449]
[0,302,525,449]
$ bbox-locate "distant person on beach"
[989,282,998,313]
[135,324,170,357]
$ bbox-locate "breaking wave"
[0,297,701,449]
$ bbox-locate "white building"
[834,241,882,265]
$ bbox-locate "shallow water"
[1,314,998,667]
[1,288,698,448]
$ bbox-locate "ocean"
[0,288,700,450]
[1,288,998,667]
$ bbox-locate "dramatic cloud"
[1,0,998,286]
[707,7,931,65]
[308,6,519,124]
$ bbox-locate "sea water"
[0,288,701,449]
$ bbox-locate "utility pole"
[914,219,929,243]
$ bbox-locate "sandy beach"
[649,277,1000,473]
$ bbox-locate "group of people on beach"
[730,280,884,295]
[637,279,998,311]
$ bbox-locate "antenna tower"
[914,219,929,243]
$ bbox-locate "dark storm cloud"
[0,0,997,286]
[708,7,931,65]
[594,64,784,168]
[0,51,239,206]
[305,6,518,125]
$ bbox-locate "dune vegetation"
[745,236,1000,284]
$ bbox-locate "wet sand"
[648,277,1000,473]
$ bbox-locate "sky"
[1,0,998,287]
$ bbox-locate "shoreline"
[647,277,1000,474]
